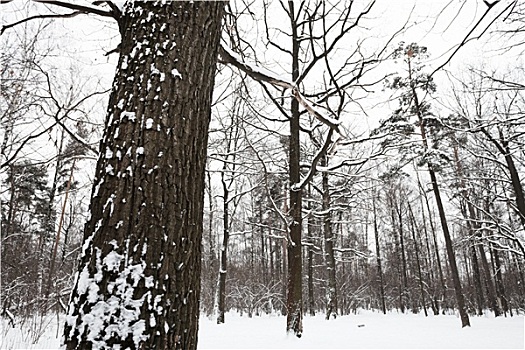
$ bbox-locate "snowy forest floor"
[1,310,523,349]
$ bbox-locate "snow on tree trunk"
[63,2,224,349]
[321,157,337,320]
[285,1,303,337]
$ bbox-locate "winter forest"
[1,0,525,349]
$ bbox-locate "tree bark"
[372,189,386,314]
[503,148,525,226]
[321,159,338,320]
[217,165,229,324]
[452,144,497,316]
[492,245,509,315]
[407,202,428,316]
[428,169,470,327]
[306,186,315,316]
[286,0,303,337]
[63,2,224,349]
[419,179,446,313]
[470,243,485,316]
[481,127,525,226]
[396,197,409,311]
[389,194,405,313]
[408,57,469,325]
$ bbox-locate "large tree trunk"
[63,2,224,349]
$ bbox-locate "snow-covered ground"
[1,310,523,349]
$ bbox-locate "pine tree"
[374,42,470,327]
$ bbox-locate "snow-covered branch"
[219,44,341,133]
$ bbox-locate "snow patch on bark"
[171,68,182,79]
[67,250,151,348]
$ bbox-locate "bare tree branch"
[219,43,341,133]
[1,0,120,35]
[33,0,116,18]
[430,0,514,77]
[1,11,81,35]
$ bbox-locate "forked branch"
[219,44,342,133]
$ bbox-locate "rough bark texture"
[63,2,224,349]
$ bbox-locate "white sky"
[0,0,519,165]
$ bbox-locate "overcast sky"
[0,0,520,163]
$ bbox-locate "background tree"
[374,42,470,327]
[1,9,104,322]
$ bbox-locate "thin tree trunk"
[470,244,485,316]
[47,159,76,298]
[492,245,509,315]
[389,196,405,313]
[307,186,315,316]
[40,132,65,302]
[408,202,427,316]
[482,127,525,226]
[372,189,386,314]
[428,169,470,327]
[453,143,499,317]
[260,200,268,286]
[396,197,409,311]
[420,180,446,313]
[409,60,469,325]
[419,191,439,315]
[307,238,315,316]
[322,157,337,320]
[281,185,288,317]
[217,167,229,324]
[206,169,217,316]
[286,0,303,337]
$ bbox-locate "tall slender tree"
[375,42,470,327]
